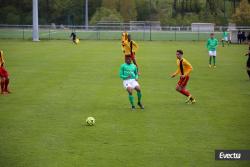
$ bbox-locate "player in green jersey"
[119,56,144,110]
[206,33,218,68]
[221,30,230,47]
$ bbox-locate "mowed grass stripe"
[0,40,249,167]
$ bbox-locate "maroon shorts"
[0,66,9,78]
[177,75,189,88]
[130,52,136,61]
[125,53,136,61]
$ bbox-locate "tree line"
[0,0,249,26]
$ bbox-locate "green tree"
[102,0,119,10]
[0,0,247,25]
[0,6,20,24]
[135,0,150,21]
[231,0,250,25]
[90,7,123,25]
[118,0,137,22]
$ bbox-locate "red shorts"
[0,66,9,78]
[130,52,136,61]
[177,75,189,88]
[125,53,136,61]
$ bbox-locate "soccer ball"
[86,117,95,126]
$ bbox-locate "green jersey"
[223,31,228,38]
[206,38,218,51]
[119,63,138,80]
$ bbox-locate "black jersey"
[247,56,250,67]
[247,33,250,41]
[247,47,250,67]
[70,32,76,40]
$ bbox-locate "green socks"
[209,56,216,65]
[128,92,142,106]
[128,95,135,106]
[137,91,142,103]
[209,56,212,65]
[213,56,216,65]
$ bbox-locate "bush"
[90,7,123,25]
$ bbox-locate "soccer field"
[0,40,249,167]
[0,28,220,41]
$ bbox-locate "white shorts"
[209,51,216,56]
[224,37,228,41]
[123,79,139,89]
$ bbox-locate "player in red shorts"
[0,50,11,94]
[127,34,139,67]
[121,33,139,73]
[171,49,196,104]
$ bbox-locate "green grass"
[0,40,249,167]
[0,28,222,41]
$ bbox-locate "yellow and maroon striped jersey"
[122,40,139,56]
[0,50,5,66]
[174,58,193,76]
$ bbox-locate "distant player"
[221,30,229,47]
[237,31,242,44]
[119,56,144,110]
[245,46,250,79]
[70,32,79,44]
[0,50,11,94]
[171,50,196,104]
[229,31,232,44]
[122,33,139,73]
[206,33,218,68]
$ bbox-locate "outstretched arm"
[132,41,139,52]
[171,69,180,78]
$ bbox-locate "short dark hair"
[125,55,130,59]
[176,49,183,55]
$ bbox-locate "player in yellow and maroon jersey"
[127,34,139,66]
[121,33,139,73]
[0,50,11,94]
[171,50,196,104]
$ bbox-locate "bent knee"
[127,88,133,94]
[176,86,182,91]
[135,86,141,91]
